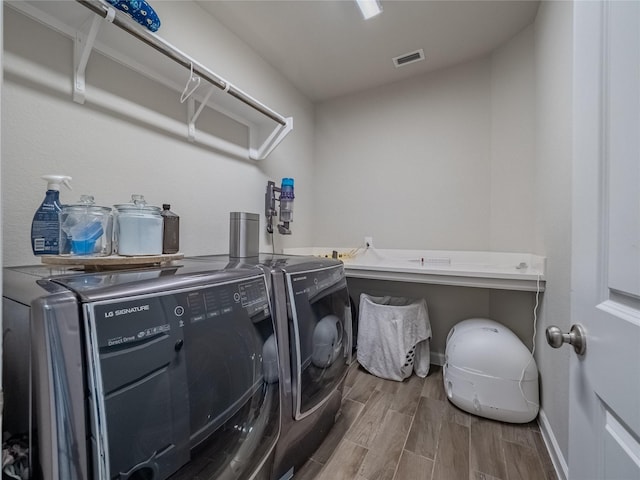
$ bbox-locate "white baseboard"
[431,350,445,366]
[538,409,569,480]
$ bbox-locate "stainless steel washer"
[3,259,280,480]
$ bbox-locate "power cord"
[270,230,275,255]
[518,272,541,410]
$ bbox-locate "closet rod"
[76,0,288,126]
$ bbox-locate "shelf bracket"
[73,8,114,104]
[186,85,218,141]
[250,117,294,161]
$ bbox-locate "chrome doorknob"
[546,324,587,356]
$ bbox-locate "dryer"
[266,255,352,480]
[190,254,353,480]
[2,258,281,480]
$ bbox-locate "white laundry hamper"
[443,318,539,423]
[357,294,431,381]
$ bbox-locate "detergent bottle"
[31,175,72,256]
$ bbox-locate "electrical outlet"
[364,236,373,248]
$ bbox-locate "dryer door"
[286,264,351,419]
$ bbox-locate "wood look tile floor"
[295,364,557,480]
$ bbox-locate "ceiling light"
[356,0,382,20]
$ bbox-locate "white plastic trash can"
[357,294,431,381]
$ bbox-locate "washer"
[189,254,353,480]
[3,258,280,480]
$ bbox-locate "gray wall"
[490,25,536,252]
[348,278,538,364]
[2,2,315,266]
[312,26,536,253]
[533,0,574,472]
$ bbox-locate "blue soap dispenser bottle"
[31,174,72,256]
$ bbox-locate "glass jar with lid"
[113,194,163,256]
[59,195,113,256]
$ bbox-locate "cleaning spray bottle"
[31,175,72,256]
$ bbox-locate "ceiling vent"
[392,49,425,68]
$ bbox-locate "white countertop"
[283,247,546,292]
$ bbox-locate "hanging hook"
[180,62,201,103]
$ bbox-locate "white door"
[569,1,640,479]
